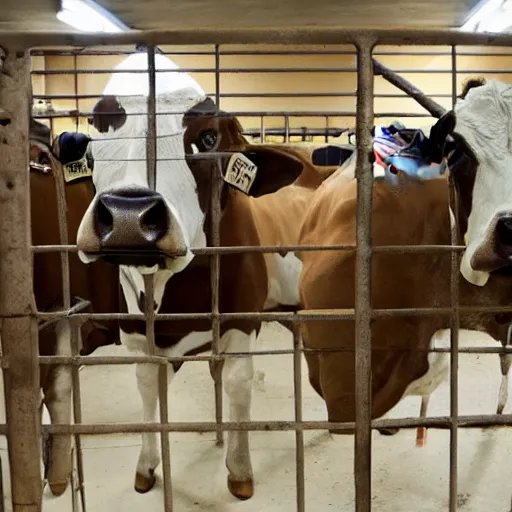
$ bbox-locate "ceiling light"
[460,0,511,32]
[57,0,129,33]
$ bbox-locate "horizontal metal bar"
[31,243,465,255]
[15,413,512,437]
[29,48,512,58]
[30,92,453,101]
[8,28,512,48]
[37,344,512,367]
[31,304,512,323]
[32,111,434,119]
[31,67,512,76]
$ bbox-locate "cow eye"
[199,129,219,152]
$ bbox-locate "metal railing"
[1,27,512,512]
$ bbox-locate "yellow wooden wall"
[30,44,512,144]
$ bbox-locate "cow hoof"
[134,470,156,493]
[228,475,253,500]
[378,428,400,436]
[48,481,68,496]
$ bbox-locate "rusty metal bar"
[32,303,512,323]
[11,28,512,47]
[354,39,375,512]
[33,92,455,100]
[34,342,512,369]
[449,45,460,512]
[34,110,433,119]
[146,45,157,191]
[28,66,512,76]
[212,43,224,448]
[70,319,86,512]
[292,323,305,512]
[0,46,42,512]
[29,47,512,58]
[31,243,468,256]
[18,413,512,437]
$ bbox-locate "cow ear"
[428,111,456,162]
[221,146,304,197]
[91,96,127,133]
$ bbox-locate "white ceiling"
[0,0,483,31]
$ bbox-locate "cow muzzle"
[77,187,188,267]
[469,213,512,276]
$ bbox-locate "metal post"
[146,45,157,191]
[212,43,224,447]
[449,45,460,512]
[354,38,375,512]
[292,323,305,512]
[0,46,42,512]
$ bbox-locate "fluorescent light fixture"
[460,0,512,32]
[57,0,130,33]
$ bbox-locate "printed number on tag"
[63,157,92,183]
[223,153,258,194]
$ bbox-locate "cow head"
[76,53,303,275]
[429,77,512,286]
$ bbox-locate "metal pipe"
[354,39,376,512]
[12,27,512,46]
[292,323,305,512]
[449,45,460,512]
[16,413,512,437]
[146,45,157,191]
[212,43,224,448]
[0,47,42,512]
[31,243,468,255]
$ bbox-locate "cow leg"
[43,319,73,496]
[134,359,175,493]
[497,352,512,414]
[221,328,255,500]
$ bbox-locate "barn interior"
[1,1,512,511]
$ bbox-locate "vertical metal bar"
[260,115,265,143]
[448,44,460,512]
[146,45,157,191]
[285,115,290,142]
[73,55,79,132]
[143,274,173,511]
[354,39,375,512]
[215,45,221,108]
[212,43,224,447]
[70,319,86,512]
[325,115,329,143]
[293,323,305,512]
[0,46,42,512]
[145,46,172,509]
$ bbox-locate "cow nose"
[94,188,169,249]
[496,215,512,256]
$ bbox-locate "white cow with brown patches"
[75,52,341,500]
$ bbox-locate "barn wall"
[32,44,512,143]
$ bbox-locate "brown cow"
[29,123,120,496]
[298,154,512,442]
[74,51,344,501]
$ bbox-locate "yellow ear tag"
[62,156,92,183]
[223,153,258,194]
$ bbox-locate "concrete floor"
[0,323,511,511]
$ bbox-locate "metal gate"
[1,28,512,512]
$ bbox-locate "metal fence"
[2,28,512,512]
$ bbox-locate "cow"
[74,51,343,501]
[297,77,512,447]
[29,122,121,496]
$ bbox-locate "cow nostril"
[140,199,168,241]
[95,199,114,241]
